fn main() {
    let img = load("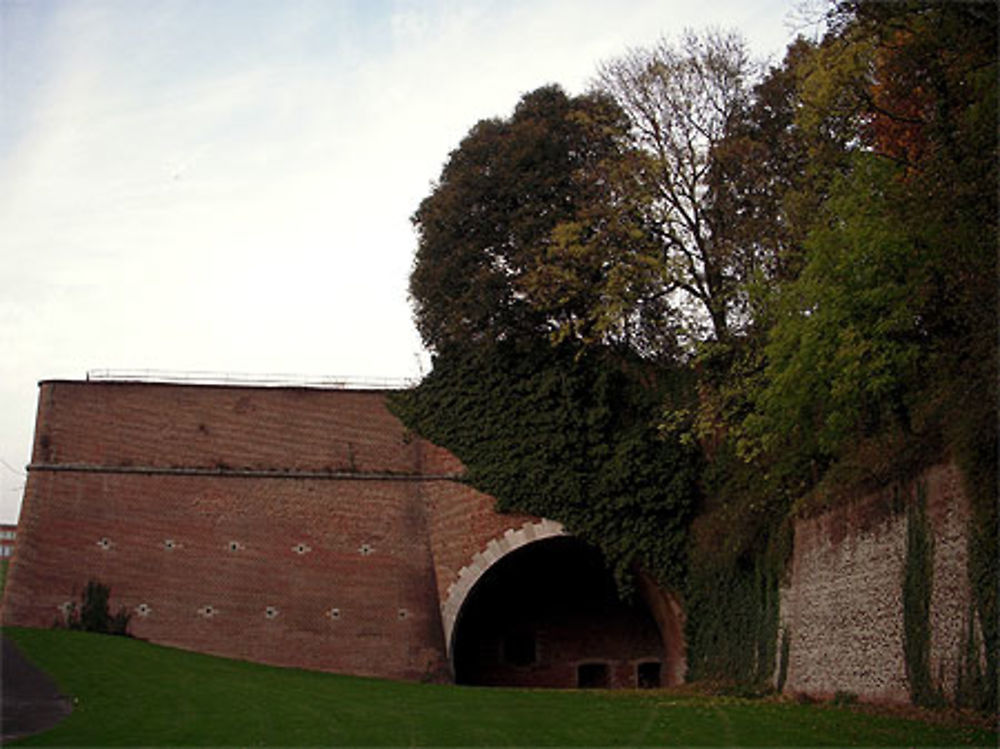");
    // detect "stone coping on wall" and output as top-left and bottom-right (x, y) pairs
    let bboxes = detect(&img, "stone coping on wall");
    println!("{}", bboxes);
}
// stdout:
(27, 463), (462, 481)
